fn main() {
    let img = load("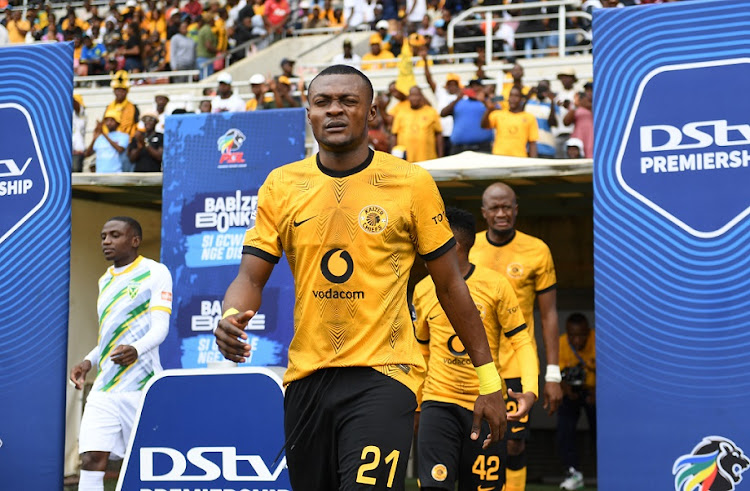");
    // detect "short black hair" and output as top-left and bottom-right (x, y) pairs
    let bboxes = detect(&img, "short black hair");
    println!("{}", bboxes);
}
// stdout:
(108, 216), (142, 238)
(566, 312), (589, 328)
(309, 64), (374, 105)
(446, 207), (476, 249)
